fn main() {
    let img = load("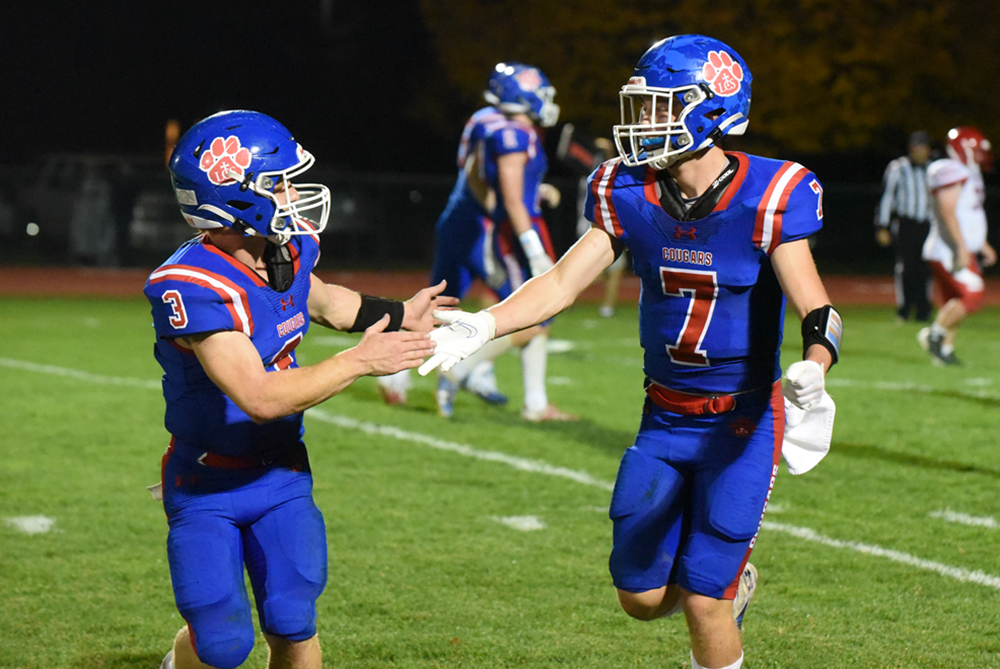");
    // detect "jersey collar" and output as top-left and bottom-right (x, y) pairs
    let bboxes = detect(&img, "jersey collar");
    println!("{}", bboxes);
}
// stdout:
(644, 151), (749, 221)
